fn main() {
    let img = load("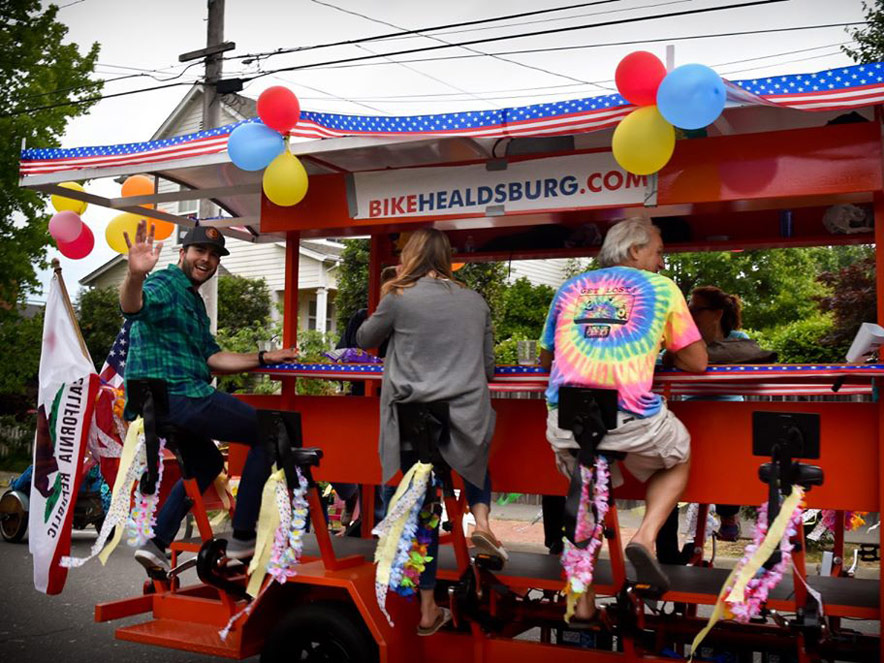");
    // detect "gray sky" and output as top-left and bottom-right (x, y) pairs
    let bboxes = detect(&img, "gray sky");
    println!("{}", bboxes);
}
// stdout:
(33, 0), (867, 299)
